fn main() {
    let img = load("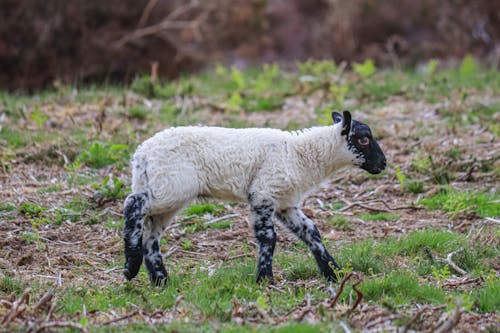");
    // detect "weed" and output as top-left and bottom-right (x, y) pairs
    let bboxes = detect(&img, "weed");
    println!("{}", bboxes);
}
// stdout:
(394, 166), (425, 194)
(361, 270), (446, 305)
(476, 281), (500, 313)
(360, 213), (400, 221)
(18, 202), (45, 217)
(353, 59), (376, 78)
(327, 215), (353, 231)
(75, 142), (130, 169)
(128, 106), (148, 120)
(419, 188), (499, 218)
(93, 176), (127, 204)
(0, 203), (15, 211)
(184, 203), (225, 216)
(30, 106), (49, 129)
